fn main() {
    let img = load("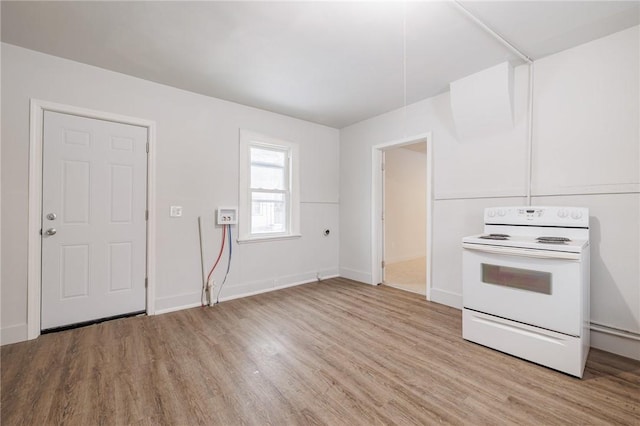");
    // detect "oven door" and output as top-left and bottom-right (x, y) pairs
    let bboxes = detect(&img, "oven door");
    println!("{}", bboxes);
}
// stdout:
(462, 243), (583, 336)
